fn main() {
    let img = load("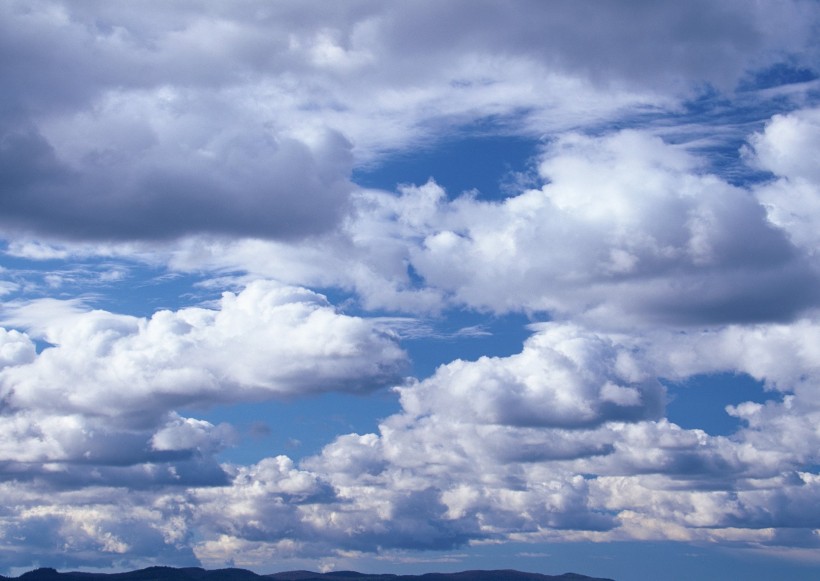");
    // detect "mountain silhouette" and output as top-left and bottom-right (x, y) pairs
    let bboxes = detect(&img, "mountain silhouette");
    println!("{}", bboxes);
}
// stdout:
(3, 568), (614, 581)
